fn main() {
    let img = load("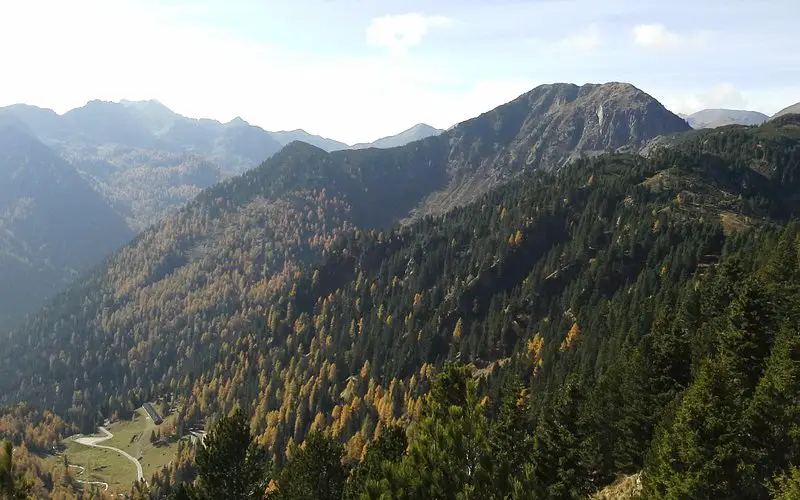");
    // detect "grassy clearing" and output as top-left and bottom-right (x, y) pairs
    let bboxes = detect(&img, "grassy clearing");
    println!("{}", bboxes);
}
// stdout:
(103, 406), (182, 480)
(45, 405), (183, 494)
(55, 439), (137, 493)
